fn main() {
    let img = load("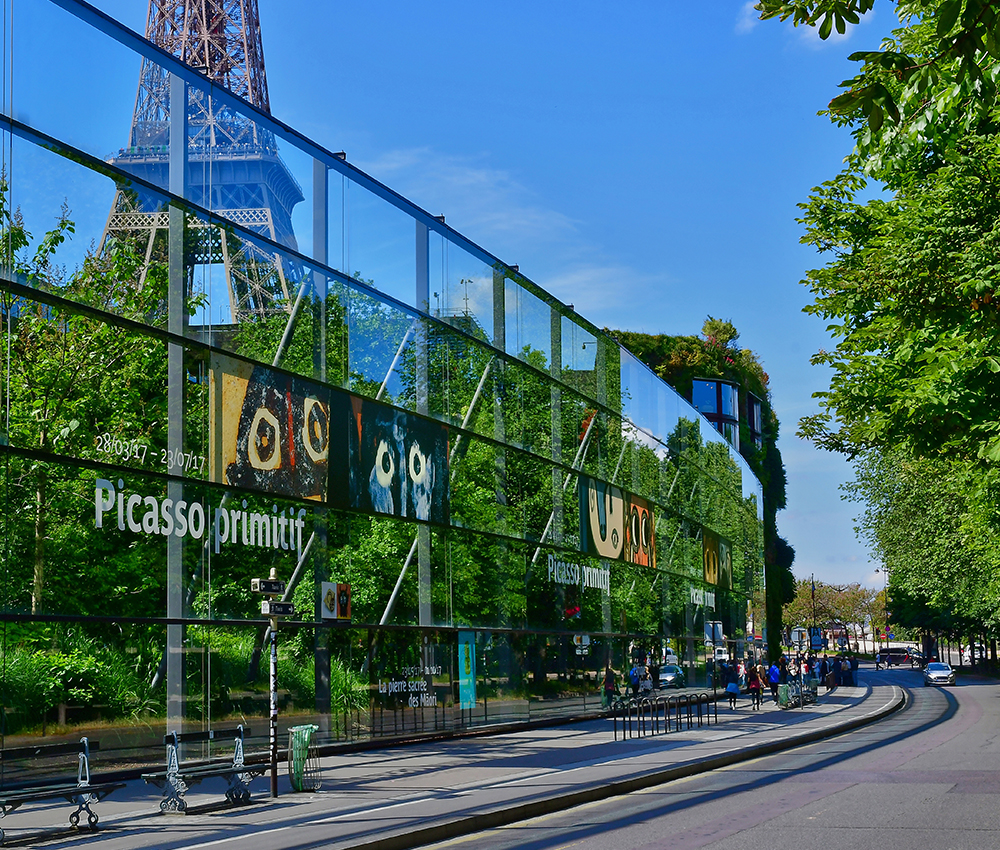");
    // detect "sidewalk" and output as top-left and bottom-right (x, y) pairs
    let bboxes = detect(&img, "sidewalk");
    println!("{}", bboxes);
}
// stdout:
(3, 679), (905, 850)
